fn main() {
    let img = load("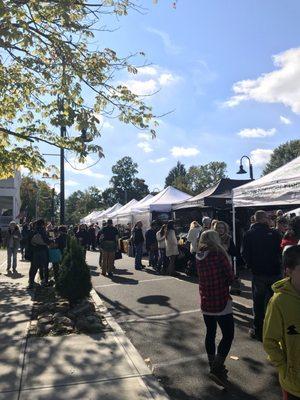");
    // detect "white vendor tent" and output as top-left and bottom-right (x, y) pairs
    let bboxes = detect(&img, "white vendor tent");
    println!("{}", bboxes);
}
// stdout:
(114, 194), (153, 226)
(131, 186), (191, 229)
(95, 203), (122, 225)
(80, 210), (99, 224)
(106, 199), (138, 224)
(232, 156), (300, 208)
